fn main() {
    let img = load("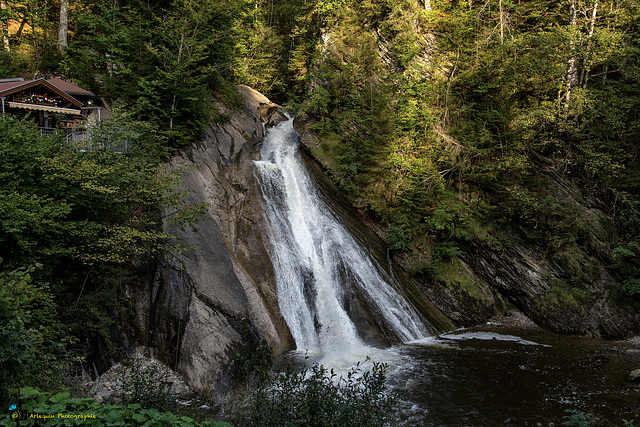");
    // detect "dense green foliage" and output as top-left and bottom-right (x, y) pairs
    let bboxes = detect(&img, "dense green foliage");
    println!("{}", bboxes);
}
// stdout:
(120, 364), (176, 412)
(0, 115), (205, 399)
(0, 263), (74, 403)
(1, 0), (253, 149)
(62, 0), (247, 148)
(0, 386), (231, 426)
(235, 361), (395, 426)
(442, 0), (640, 296)
(268, 0), (640, 303)
(0, 115), (203, 269)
